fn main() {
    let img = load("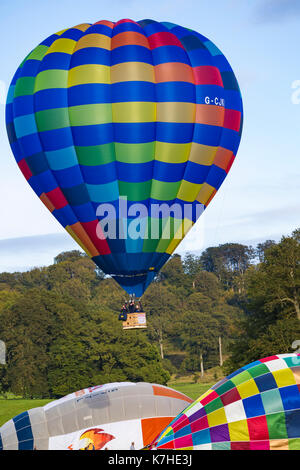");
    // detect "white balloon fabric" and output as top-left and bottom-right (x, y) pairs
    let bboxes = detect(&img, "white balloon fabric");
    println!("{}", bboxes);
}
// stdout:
(0, 382), (192, 450)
